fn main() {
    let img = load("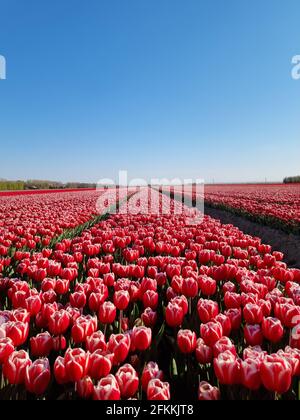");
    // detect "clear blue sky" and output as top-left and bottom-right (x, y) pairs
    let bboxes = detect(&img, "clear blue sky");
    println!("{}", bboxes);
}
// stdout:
(0, 0), (299, 184)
